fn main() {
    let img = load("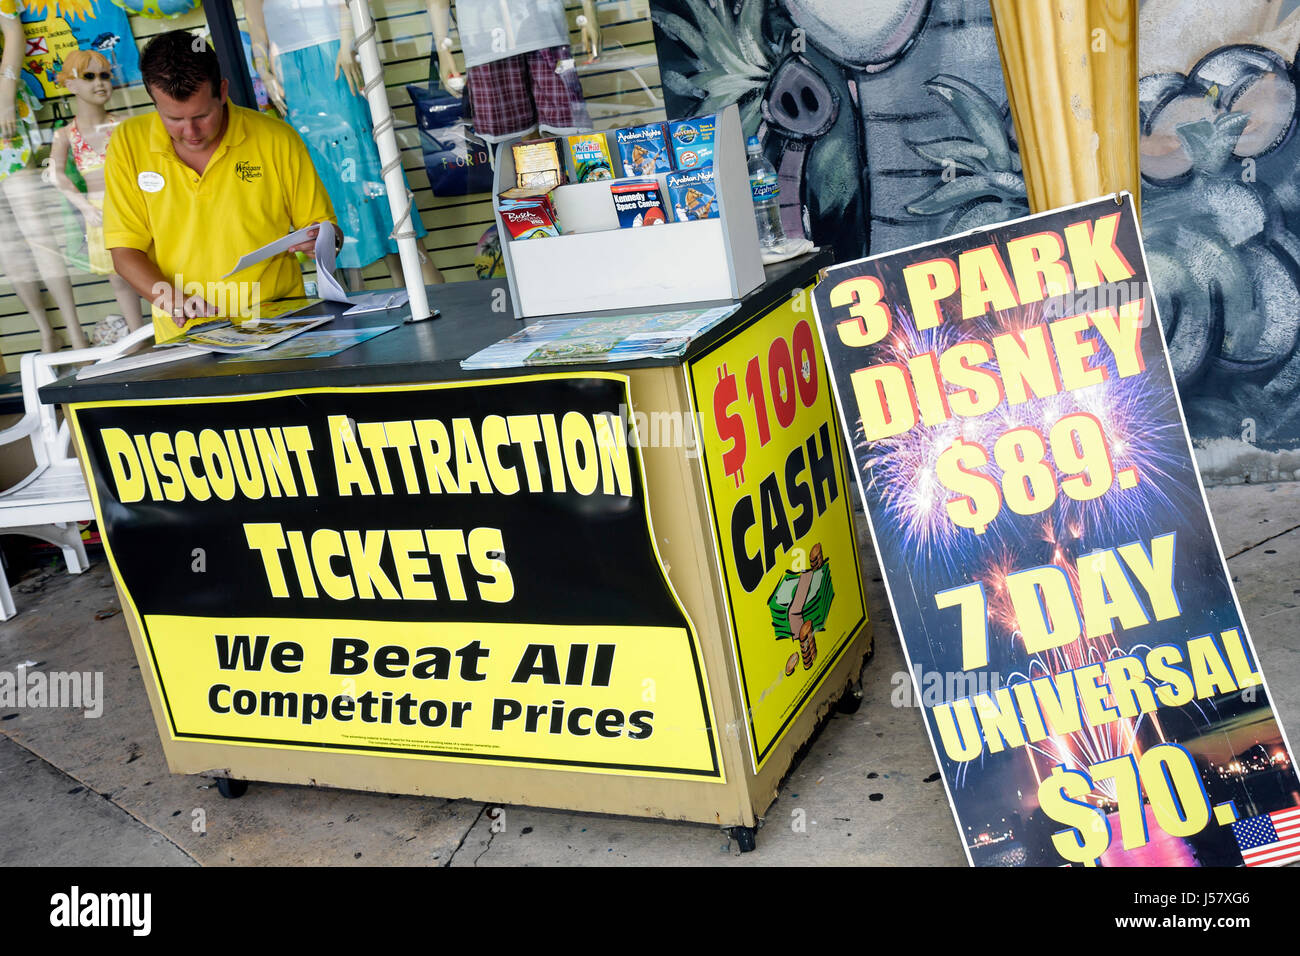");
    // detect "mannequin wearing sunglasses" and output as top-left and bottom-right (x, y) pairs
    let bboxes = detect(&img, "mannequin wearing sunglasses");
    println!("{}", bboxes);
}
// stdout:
(50, 48), (144, 334)
(0, 0), (87, 351)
